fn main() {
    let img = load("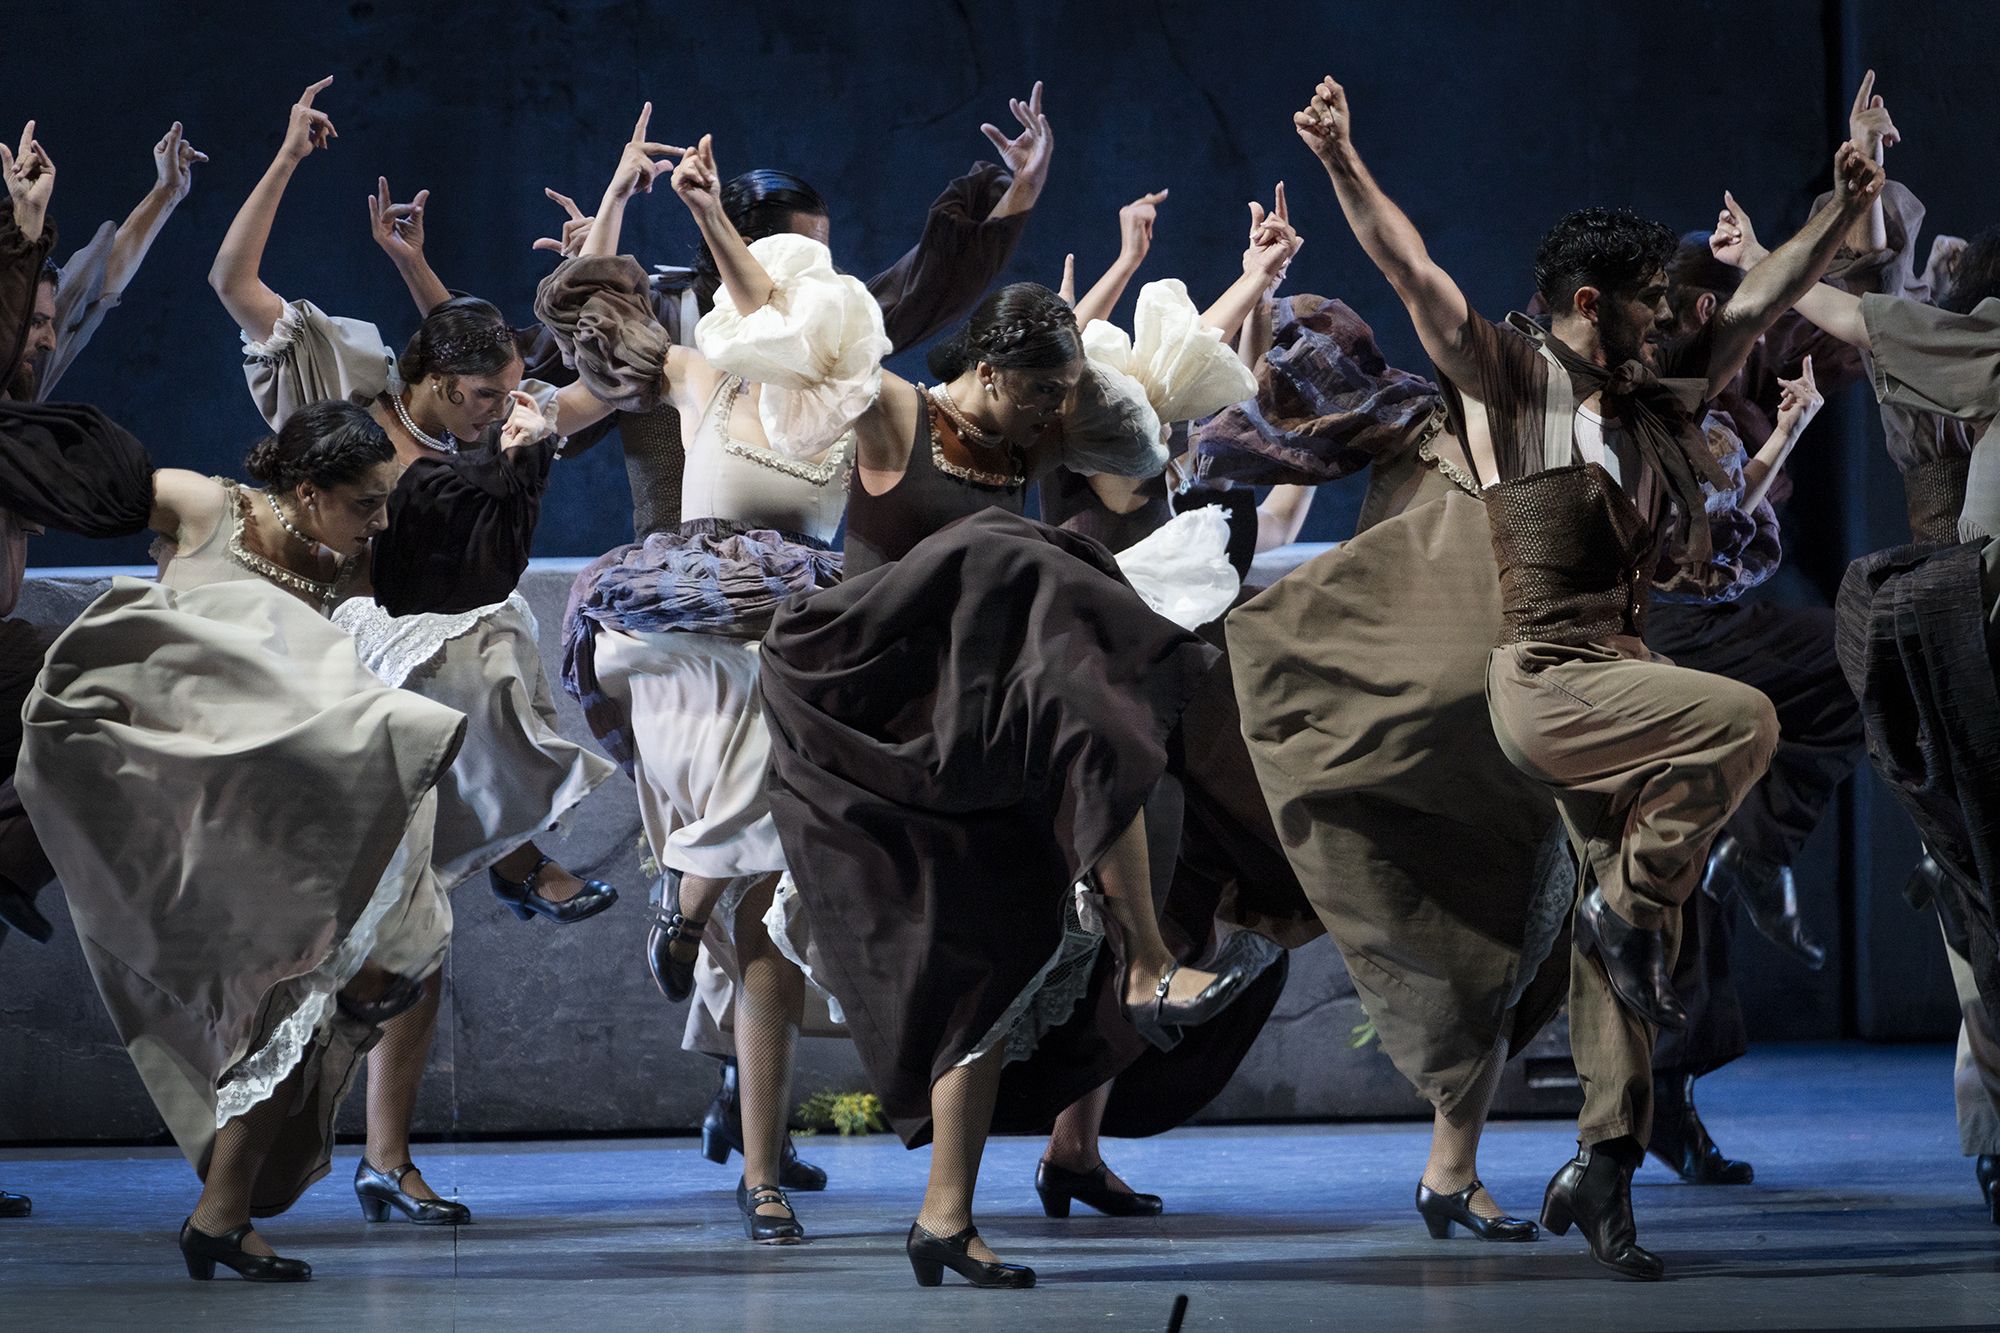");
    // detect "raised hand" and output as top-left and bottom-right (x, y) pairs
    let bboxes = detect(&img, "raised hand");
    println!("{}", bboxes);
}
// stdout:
(982, 81), (1054, 196)
(498, 390), (552, 451)
(280, 77), (337, 165)
(531, 188), (596, 257)
(1293, 76), (1353, 163)
(1830, 140), (1886, 213)
(608, 102), (682, 201)
(1243, 182), (1302, 288)
(1848, 69), (1900, 161)
(0, 120), (55, 241)
(1709, 190), (1767, 271)
(1058, 252), (1077, 306)
(670, 133), (721, 222)
(369, 176), (430, 265)
(1118, 188), (1169, 265)
(1775, 354), (1824, 434)
(153, 121), (208, 201)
